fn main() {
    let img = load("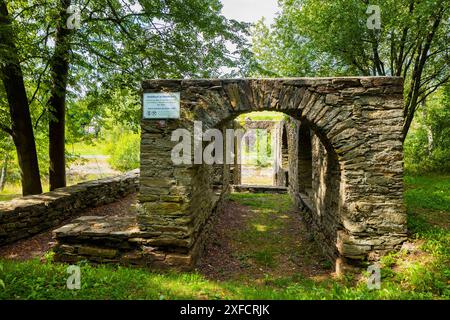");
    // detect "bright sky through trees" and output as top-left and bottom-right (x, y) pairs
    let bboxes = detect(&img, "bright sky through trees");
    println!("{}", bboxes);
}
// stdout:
(221, 0), (278, 25)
